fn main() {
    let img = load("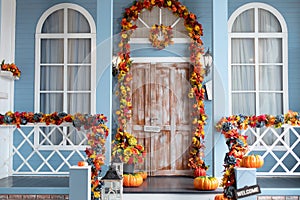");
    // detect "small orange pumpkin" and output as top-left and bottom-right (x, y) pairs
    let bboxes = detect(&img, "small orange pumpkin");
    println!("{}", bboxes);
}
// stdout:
(77, 161), (87, 167)
(214, 194), (229, 200)
(194, 176), (219, 191)
(137, 171), (147, 180)
(123, 173), (143, 187)
(241, 154), (264, 168)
